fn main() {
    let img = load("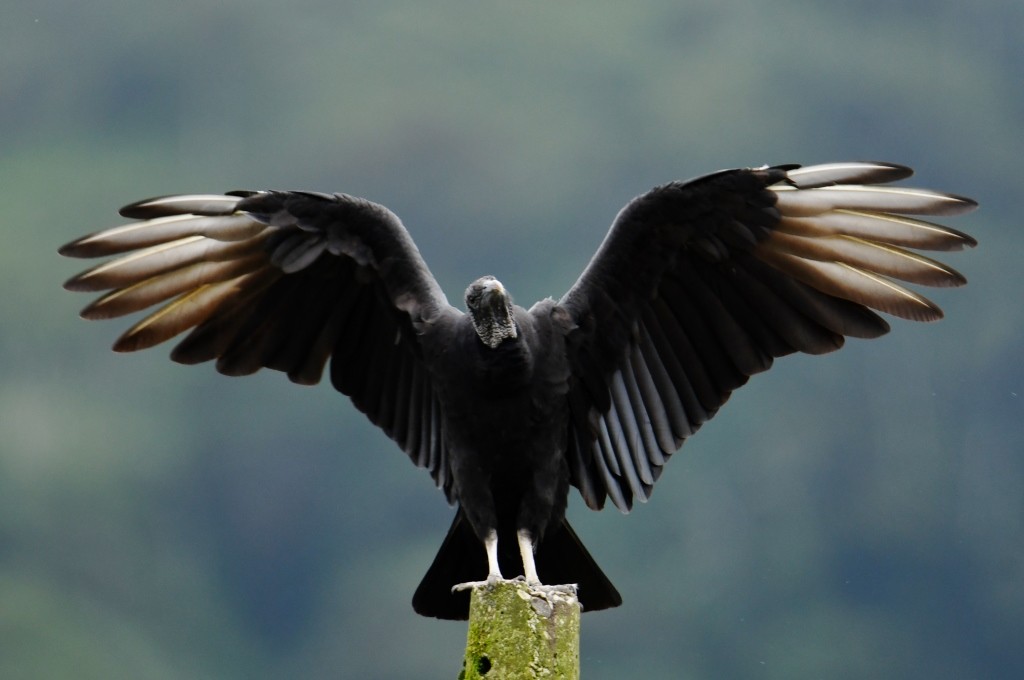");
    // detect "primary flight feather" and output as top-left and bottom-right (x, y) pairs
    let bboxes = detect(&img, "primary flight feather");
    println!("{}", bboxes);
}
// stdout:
(60, 162), (976, 619)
